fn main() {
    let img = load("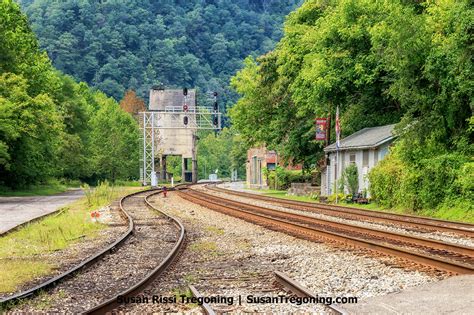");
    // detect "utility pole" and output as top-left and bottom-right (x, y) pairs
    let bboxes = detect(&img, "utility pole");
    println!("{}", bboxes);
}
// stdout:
(335, 106), (340, 204)
(274, 152), (278, 191)
(192, 131), (197, 183)
(326, 113), (331, 196)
